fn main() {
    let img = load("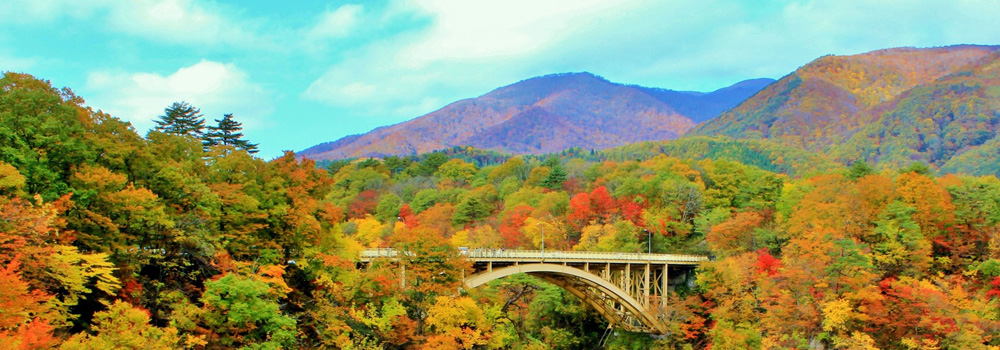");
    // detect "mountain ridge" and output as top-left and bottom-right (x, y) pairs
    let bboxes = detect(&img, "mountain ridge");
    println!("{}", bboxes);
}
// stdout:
(299, 73), (773, 160)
